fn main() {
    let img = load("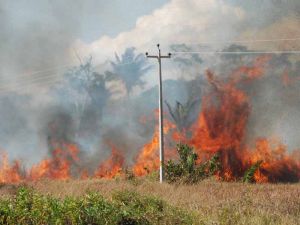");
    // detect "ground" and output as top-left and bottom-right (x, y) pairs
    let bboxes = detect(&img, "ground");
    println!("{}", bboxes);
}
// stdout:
(0, 178), (299, 225)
